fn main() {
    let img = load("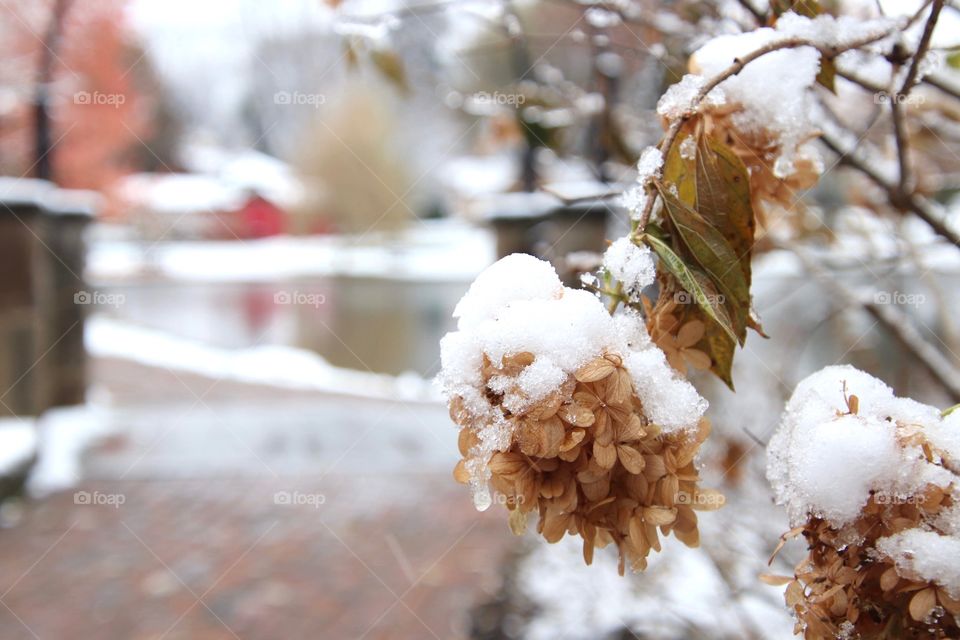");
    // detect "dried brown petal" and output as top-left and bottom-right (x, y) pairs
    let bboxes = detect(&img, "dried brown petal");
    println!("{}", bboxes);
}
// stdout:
(879, 566), (900, 592)
(759, 574), (794, 587)
(559, 428), (586, 453)
(643, 506), (677, 526)
(593, 441), (618, 470)
(558, 403), (595, 427)
(617, 445), (645, 474)
(605, 369), (633, 406)
(618, 415), (646, 443)
(575, 357), (616, 382)
(453, 459), (470, 484)
(676, 320), (705, 347)
(909, 587), (937, 622)
(940, 589), (960, 615)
